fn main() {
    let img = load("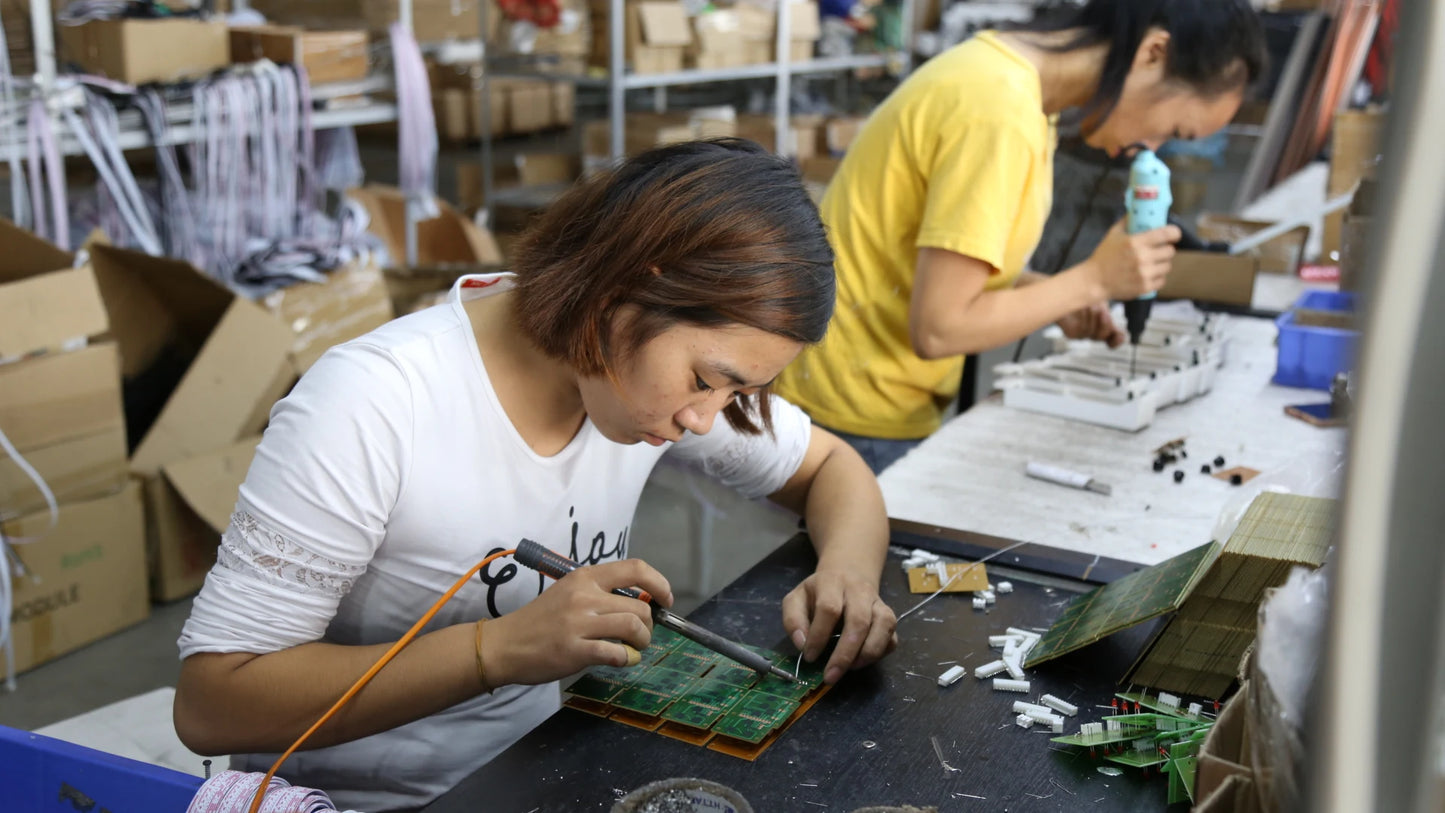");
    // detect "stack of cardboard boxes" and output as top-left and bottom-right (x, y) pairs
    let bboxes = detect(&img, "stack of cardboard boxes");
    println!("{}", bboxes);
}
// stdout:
(430, 60), (577, 142)
(1, 223), (146, 676)
(591, 0), (820, 73)
(0, 216), (399, 678)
